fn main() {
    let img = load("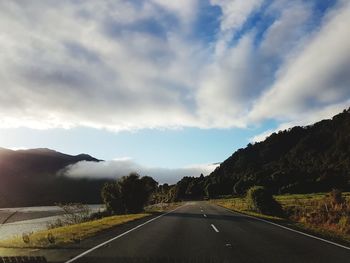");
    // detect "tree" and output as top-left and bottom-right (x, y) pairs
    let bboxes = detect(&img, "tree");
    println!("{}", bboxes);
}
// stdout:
(205, 183), (218, 198)
(101, 182), (124, 214)
(102, 173), (158, 214)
